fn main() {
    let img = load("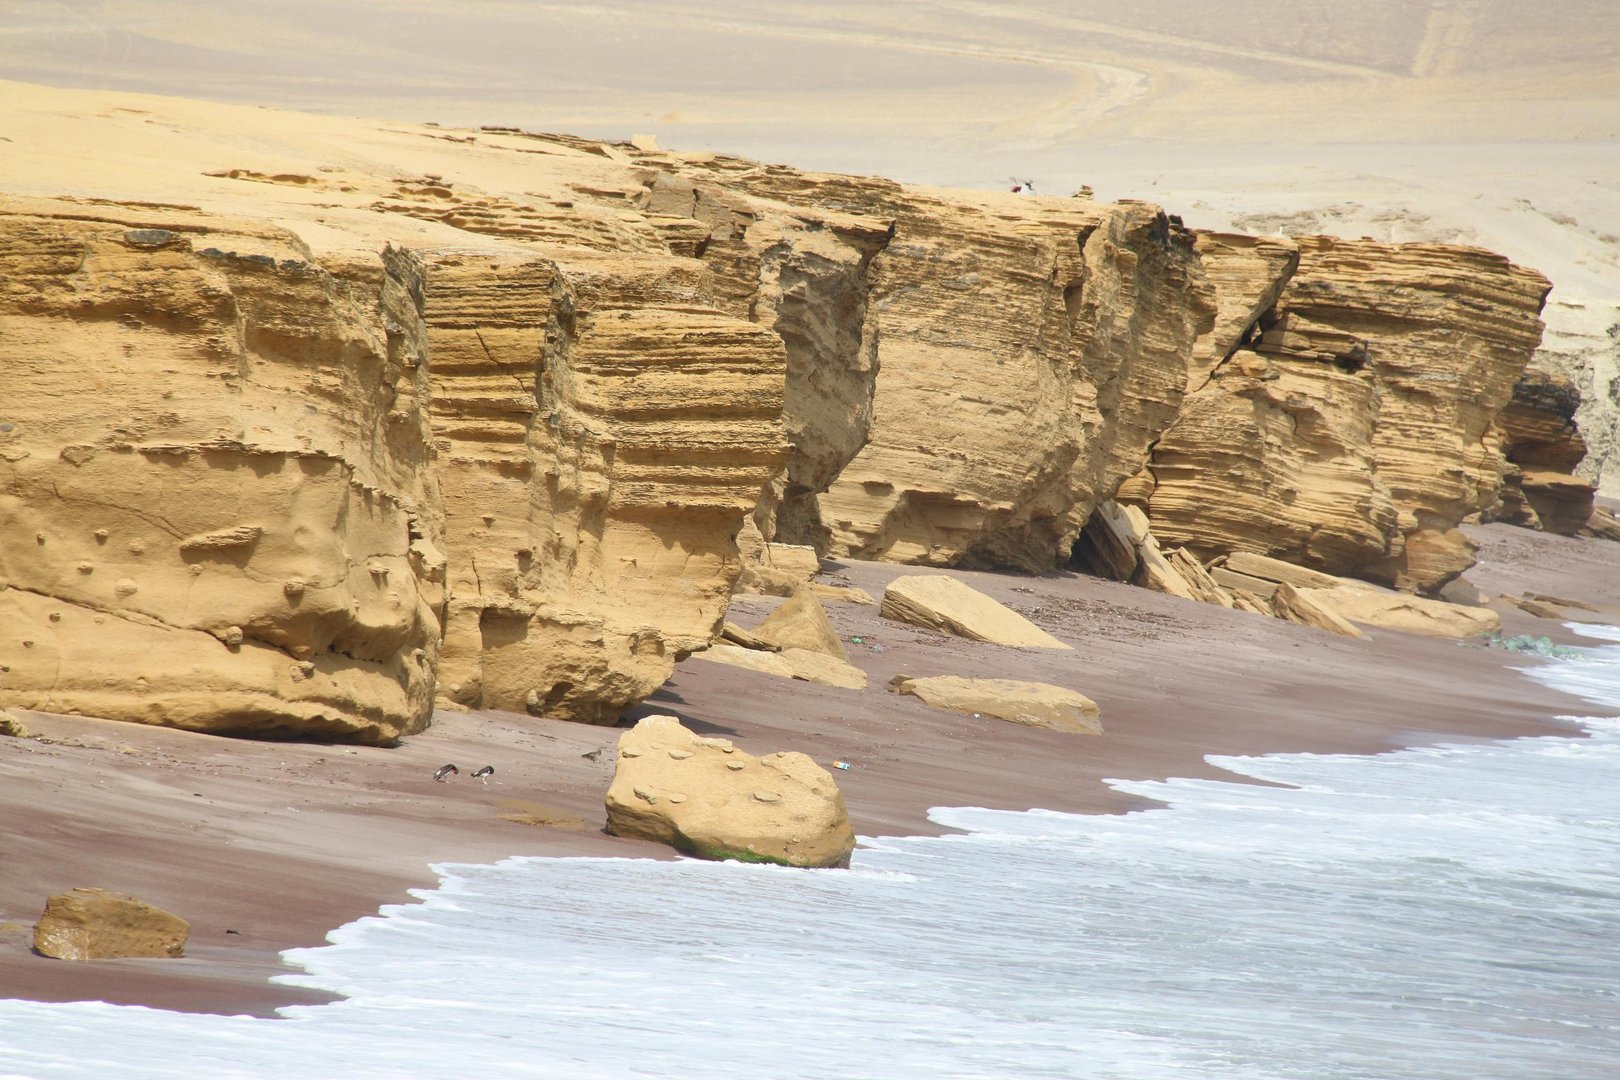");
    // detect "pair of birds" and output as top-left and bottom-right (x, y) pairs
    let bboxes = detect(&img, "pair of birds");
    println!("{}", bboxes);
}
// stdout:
(434, 764), (493, 782)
